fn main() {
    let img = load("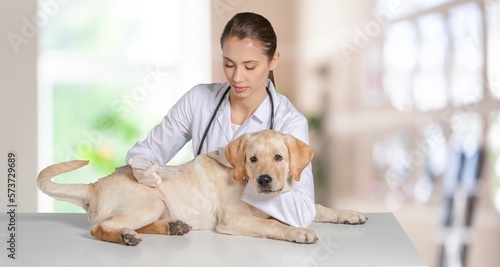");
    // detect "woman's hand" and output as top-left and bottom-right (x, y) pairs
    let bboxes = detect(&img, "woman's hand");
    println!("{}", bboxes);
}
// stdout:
(128, 157), (162, 187)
